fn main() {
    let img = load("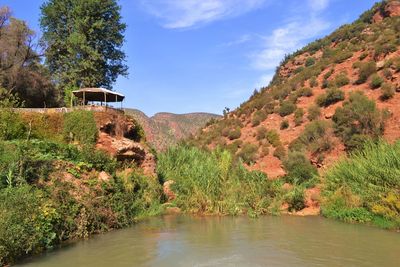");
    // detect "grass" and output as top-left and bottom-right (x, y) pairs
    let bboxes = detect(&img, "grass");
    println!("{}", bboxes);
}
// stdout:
(322, 140), (400, 229)
(157, 145), (283, 216)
